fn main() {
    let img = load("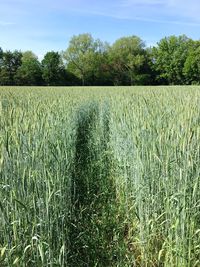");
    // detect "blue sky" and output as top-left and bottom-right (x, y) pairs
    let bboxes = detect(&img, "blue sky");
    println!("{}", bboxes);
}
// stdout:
(1, 0), (200, 59)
